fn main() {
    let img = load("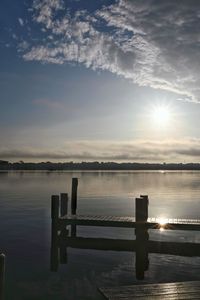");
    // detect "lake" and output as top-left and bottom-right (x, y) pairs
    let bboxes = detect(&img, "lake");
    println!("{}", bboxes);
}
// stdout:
(0, 170), (200, 299)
